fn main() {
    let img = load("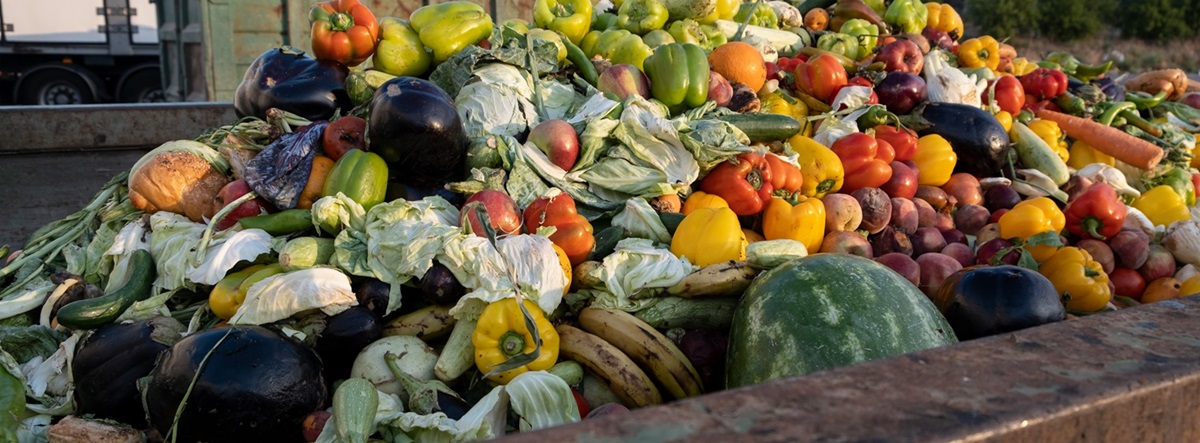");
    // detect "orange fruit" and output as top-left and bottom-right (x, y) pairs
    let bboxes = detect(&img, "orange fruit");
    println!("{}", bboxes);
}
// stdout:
(708, 42), (767, 93)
